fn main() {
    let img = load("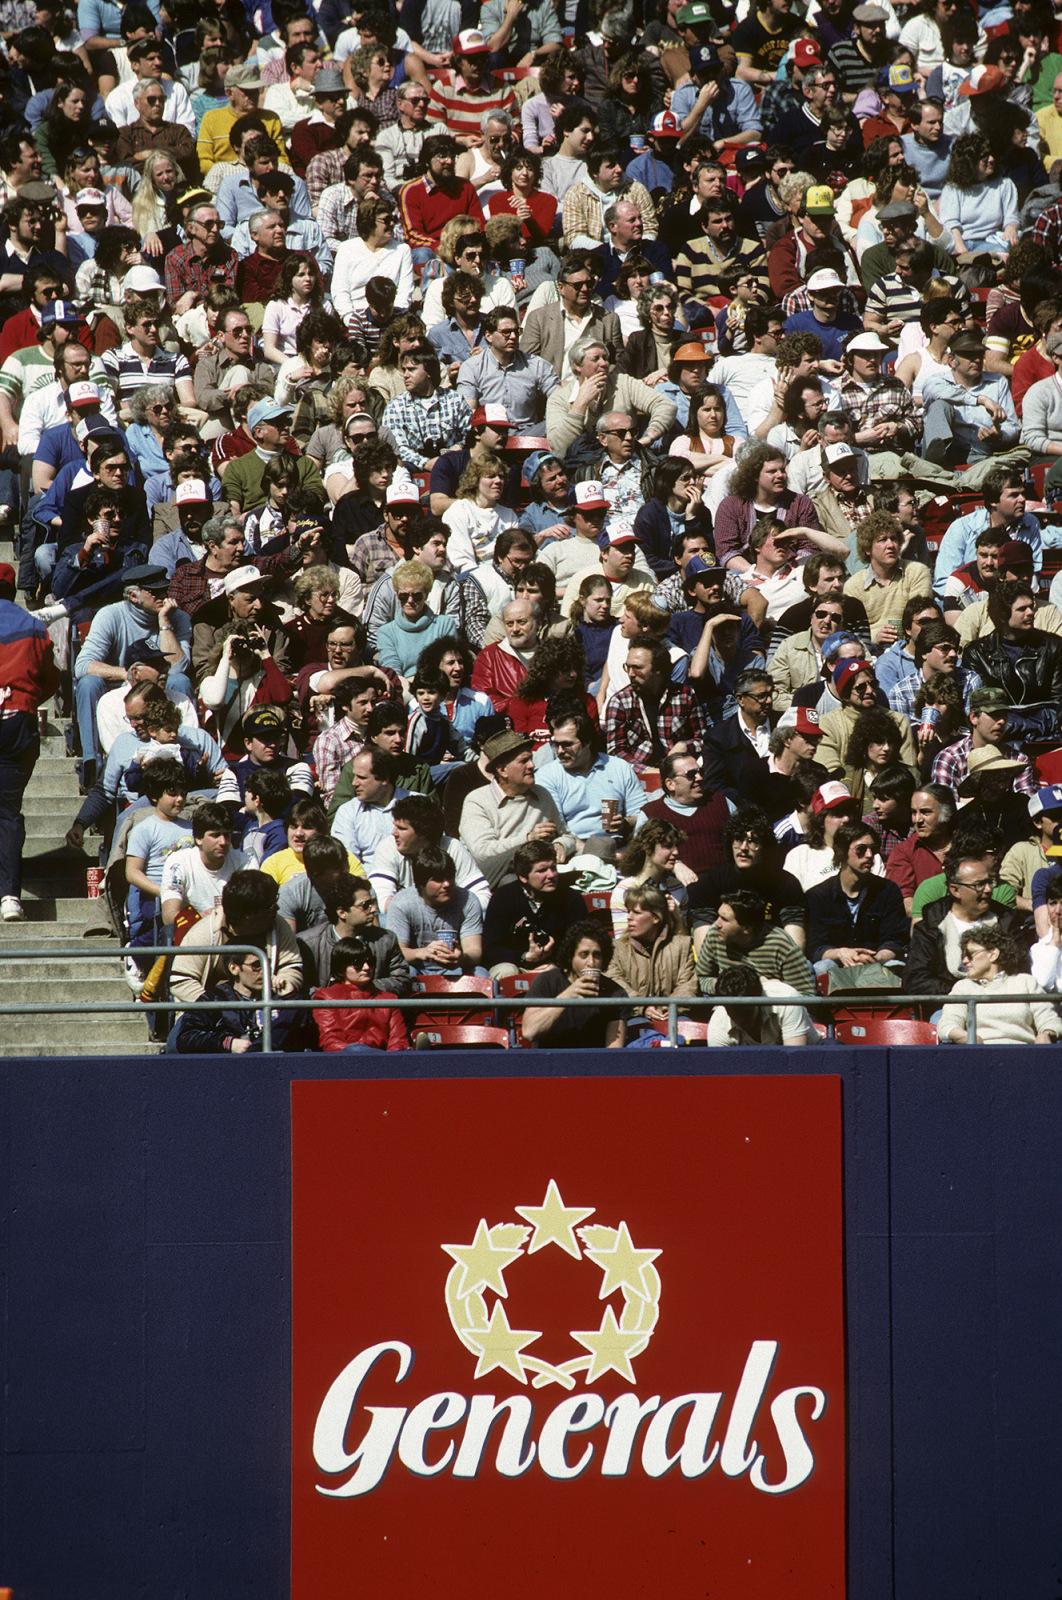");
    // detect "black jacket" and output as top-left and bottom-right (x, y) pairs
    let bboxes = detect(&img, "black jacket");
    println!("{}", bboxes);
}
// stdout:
(482, 879), (589, 971)
(902, 897), (1030, 997)
(806, 873), (909, 966)
(701, 713), (796, 811)
(962, 629), (1062, 730)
